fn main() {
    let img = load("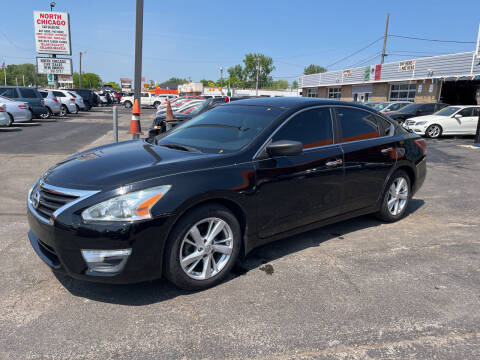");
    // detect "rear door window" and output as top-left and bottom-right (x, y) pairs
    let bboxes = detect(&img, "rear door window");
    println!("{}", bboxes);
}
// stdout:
(419, 104), (435, 113)
(335, 107), (379, 142)
(272, 108), (333, 149)
(19, 88), (39, 98)
(376, 116), (393, 136)
(0, 87), (18, 98)
(458, 107), (475, 117)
